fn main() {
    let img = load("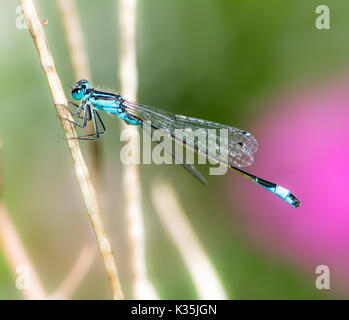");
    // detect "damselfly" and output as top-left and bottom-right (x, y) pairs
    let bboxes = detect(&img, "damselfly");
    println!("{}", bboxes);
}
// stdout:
(62, 79), (300, 208)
